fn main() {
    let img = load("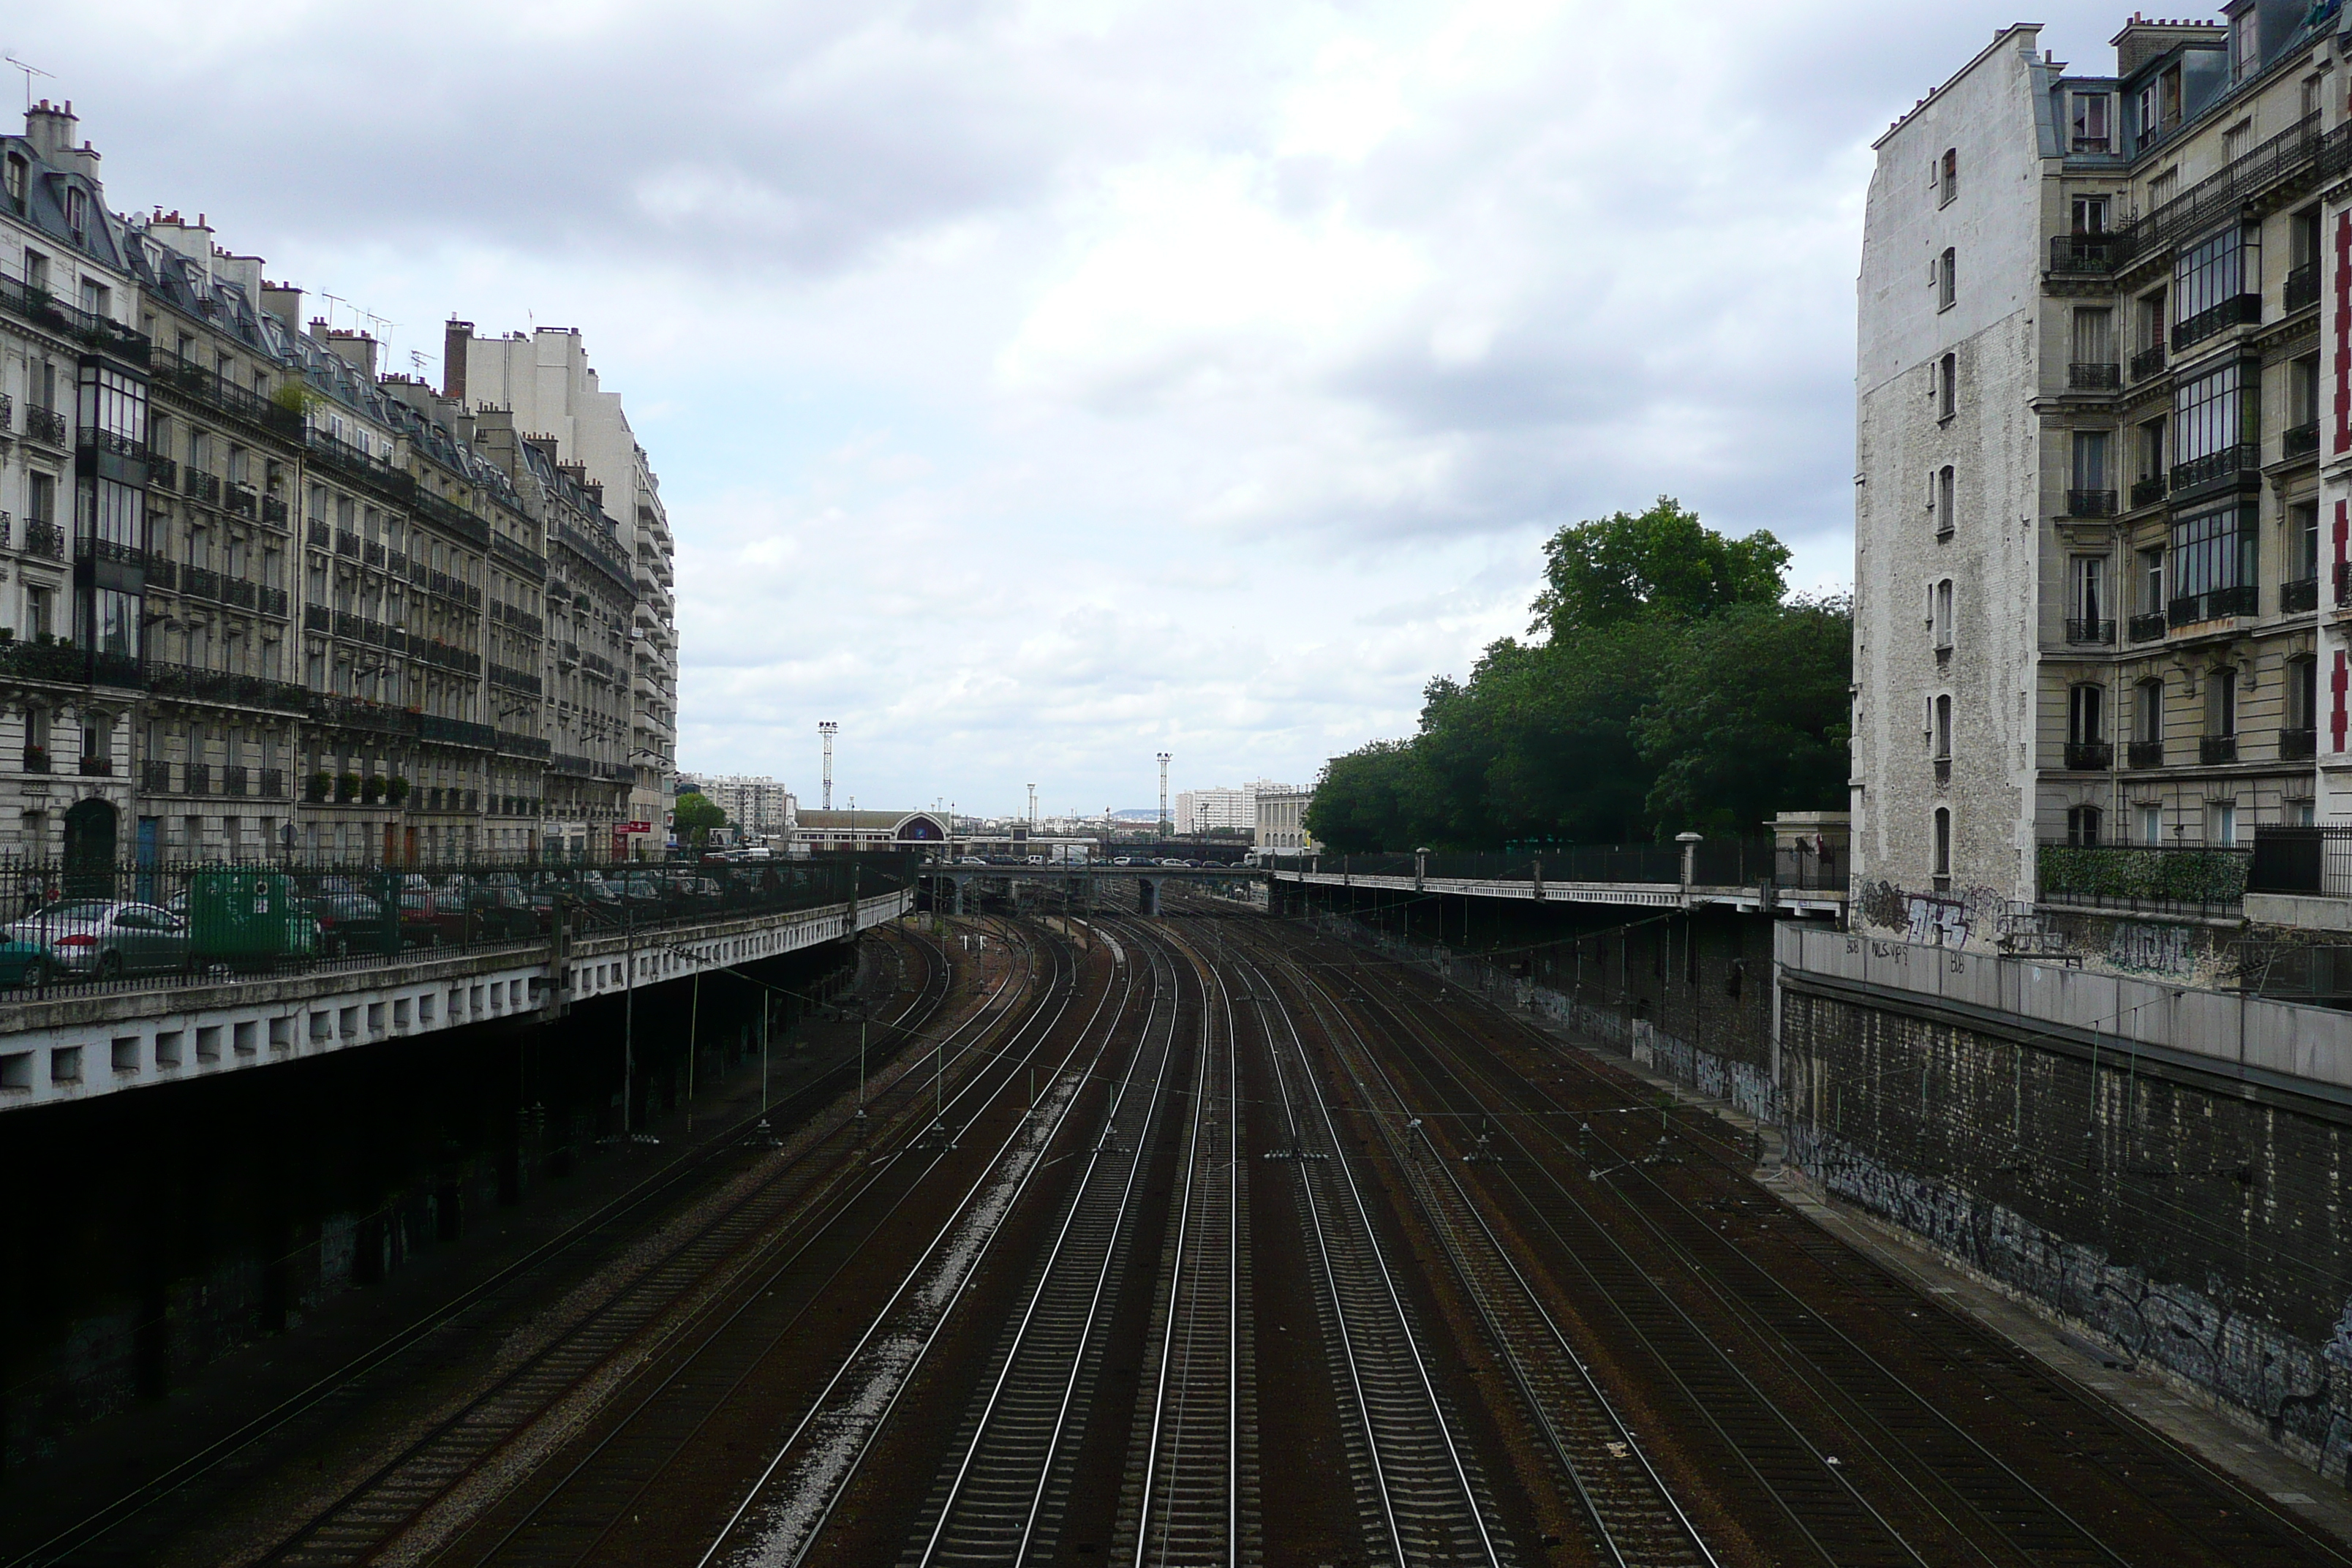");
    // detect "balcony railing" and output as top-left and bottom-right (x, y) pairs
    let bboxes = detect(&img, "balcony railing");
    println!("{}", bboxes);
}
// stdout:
(2051, 234), (2127, 272)
(411, 488), (491, 549)
(2283, 577), (2321, 614)
(146, 559), (176, 591)
(2174, 293), (2263, 351)
(2201, 735), (2239, 764)
(225, 483), (258, 519)
(0, 393), (10, 431)
(2129, 344), (2167, 382)
(2283, 727), (2318, 761)
(334, 529), (360, 559)
(185, 763), (209, 796)
(222, 765), (249, 798)
(2064, 617), (2115, 645)
(2065, 489), (2117, 518)
(306, 519), (330, 549)
(139, 759), (170, 792)
(145, 454), (177, 490)
(2127, 739), (2165, 768)
(2064, 742), (2113, 771)
(2068, 361), (2120, 391)
(24, 521), (64, 559)
(182, 468), (220, 505)
(2287, 262), (2321, 312)
(148, 355), (302, 438)
(259, 767), (284, 799)
(2129, 474), (2167, 509)
(24, 406), (66, 446)
(145, 660), (309, 712)
(2127, 611), (2167, 642)
(0, 274), (151, 363)
(2168, 585), (2259, 626)
(78, 755), (112, 777)
(2340, 560), (2352, 608)
(20, 747), (48, 774)
(79, 537), (146, 571)
(2284, 421), (2321, 461)
(261, 494), (289, 526)
(2172, 444), (2262, 499)
(78, 428), (147, 467)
